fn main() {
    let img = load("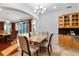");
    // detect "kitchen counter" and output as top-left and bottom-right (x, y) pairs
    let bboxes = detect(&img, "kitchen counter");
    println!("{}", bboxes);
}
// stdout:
(59, 34), (79, 48)
(71, 35), (79, 42)
(62, 35), (79, 42)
